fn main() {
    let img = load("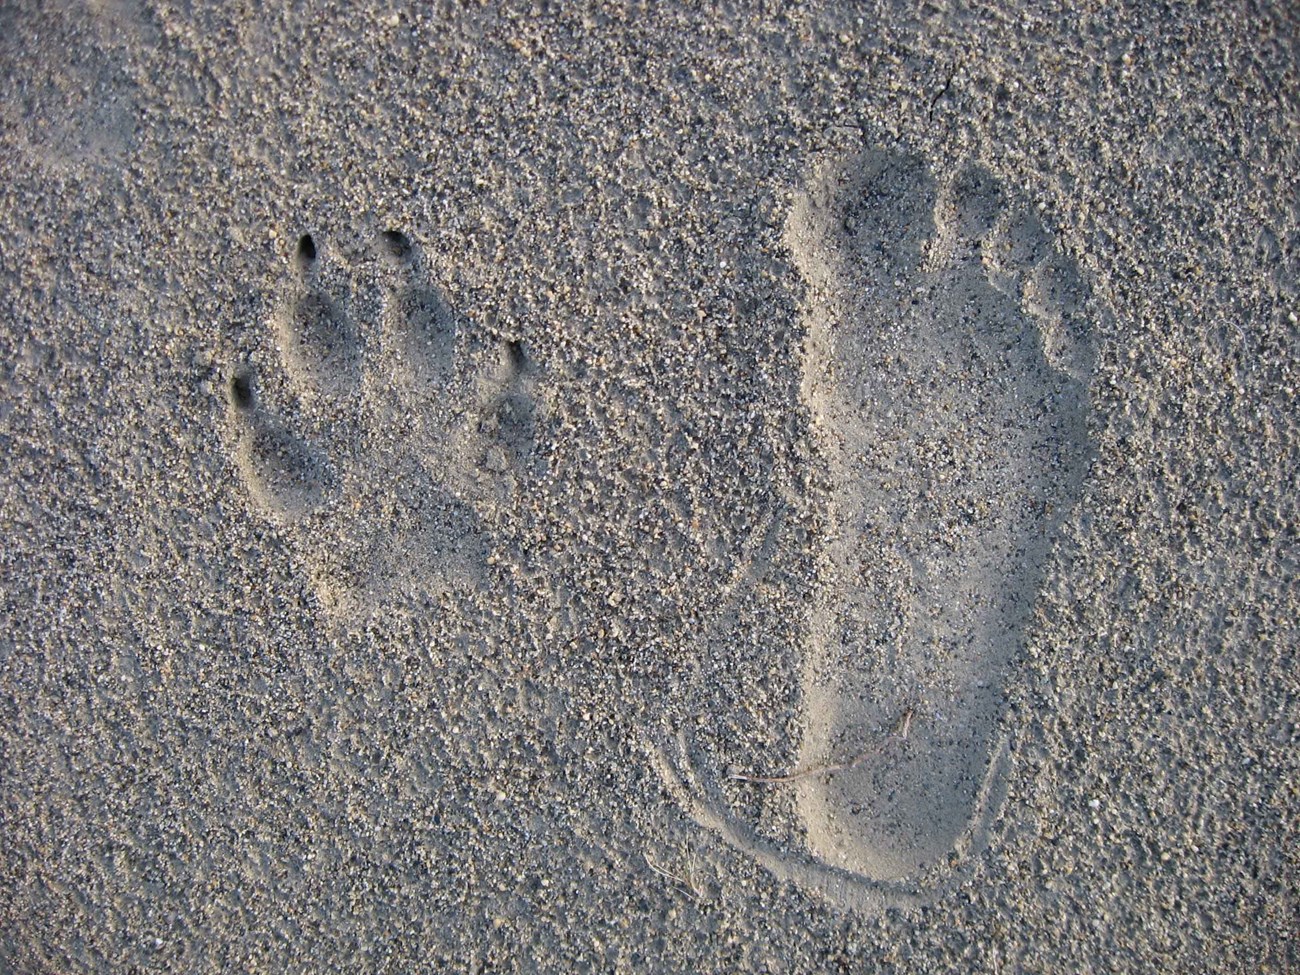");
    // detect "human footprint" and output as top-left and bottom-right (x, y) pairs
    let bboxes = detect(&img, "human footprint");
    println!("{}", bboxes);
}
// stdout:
(652, 146), (1094, 909)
